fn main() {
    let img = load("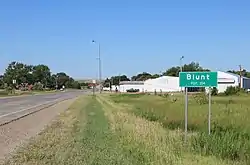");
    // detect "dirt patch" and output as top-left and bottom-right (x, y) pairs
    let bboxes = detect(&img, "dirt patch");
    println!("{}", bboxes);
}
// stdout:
(0, 97), (78, 164)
